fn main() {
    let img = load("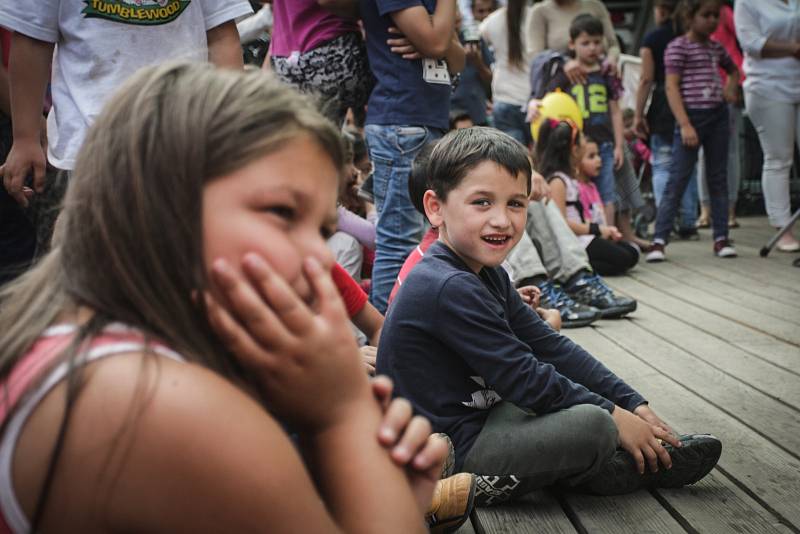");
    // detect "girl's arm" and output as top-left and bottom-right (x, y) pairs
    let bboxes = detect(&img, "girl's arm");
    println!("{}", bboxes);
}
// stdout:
(337, 206), (377, 249)
(633, 47), (655, 137)
(352, 300), (384, 347)
(549, 178), (589, 236)
(609, 99), (625, 169)
(665, 73), (698, 147)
